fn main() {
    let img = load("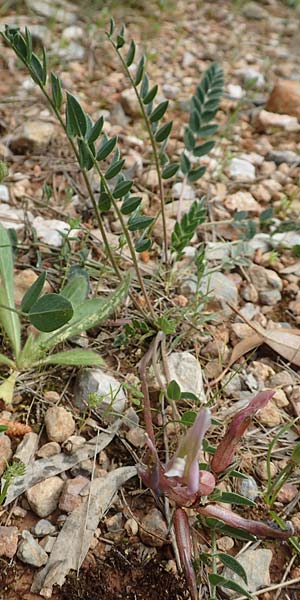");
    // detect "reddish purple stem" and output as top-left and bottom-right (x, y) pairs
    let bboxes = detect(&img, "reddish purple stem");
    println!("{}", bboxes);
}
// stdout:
(174, 508), (198, 600)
